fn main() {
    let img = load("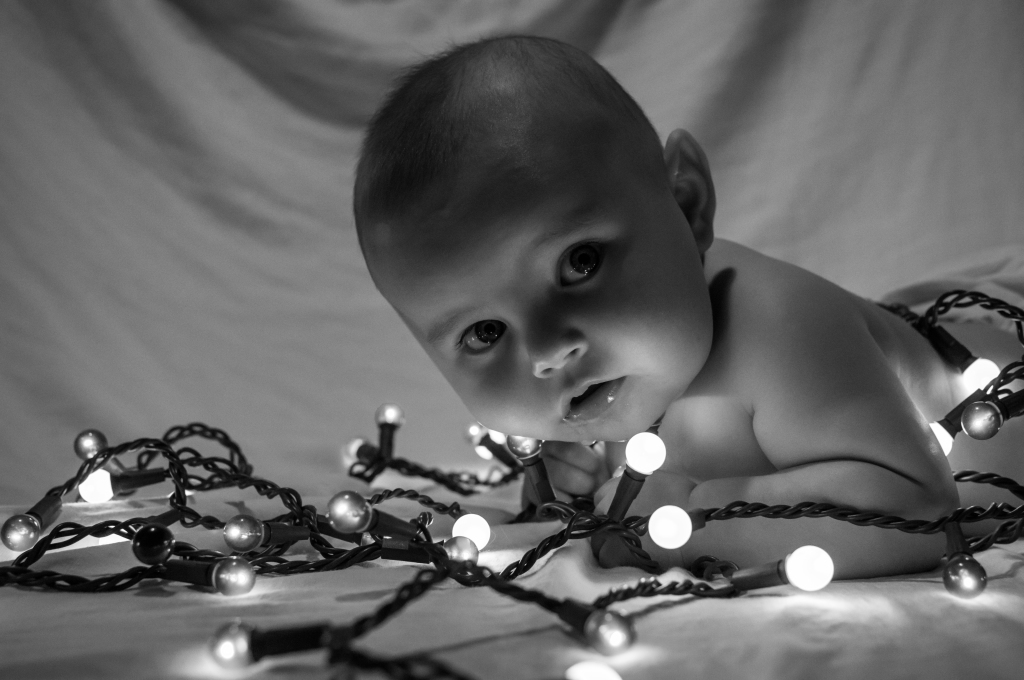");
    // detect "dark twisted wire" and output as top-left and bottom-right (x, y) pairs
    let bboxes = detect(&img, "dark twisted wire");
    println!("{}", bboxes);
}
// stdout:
(329, 647), (476, 680)
(366, 489), (465, 518)
(920, 289), (1024, 346)
(592, 576), (737, 609)
(0, 565), (162, 592)
(954, 470), (1024, 501)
